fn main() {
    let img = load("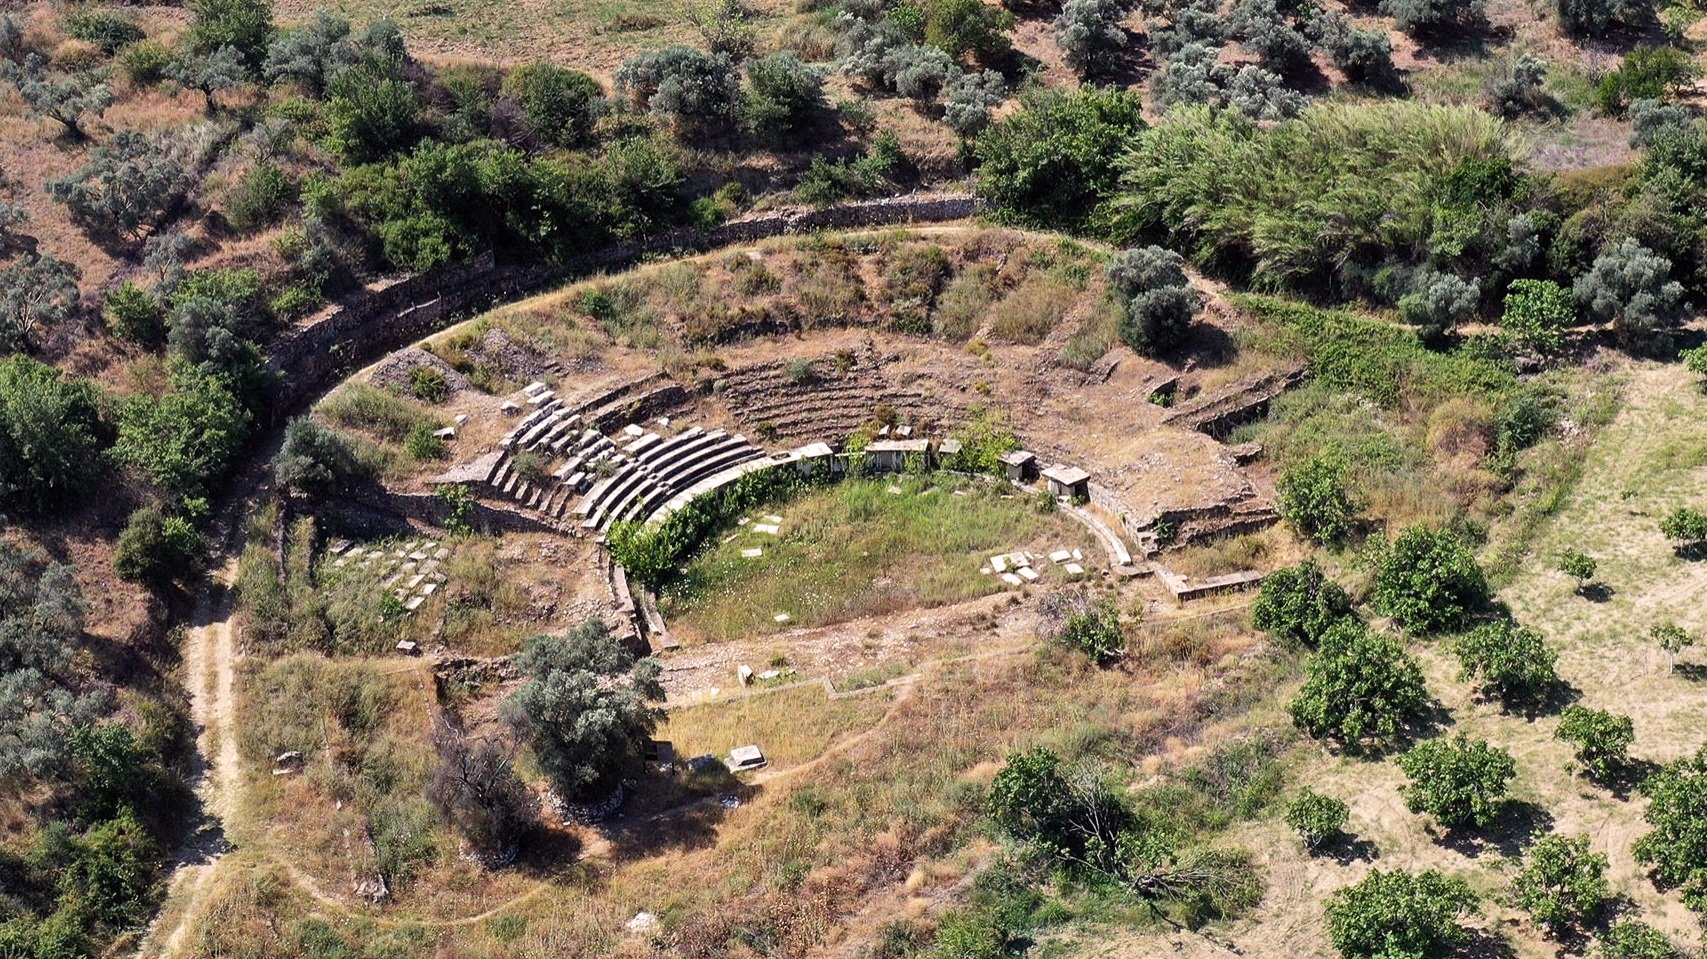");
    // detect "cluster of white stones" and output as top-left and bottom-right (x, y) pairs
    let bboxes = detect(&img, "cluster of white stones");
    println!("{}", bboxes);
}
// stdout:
(327, 537), (451, 612)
